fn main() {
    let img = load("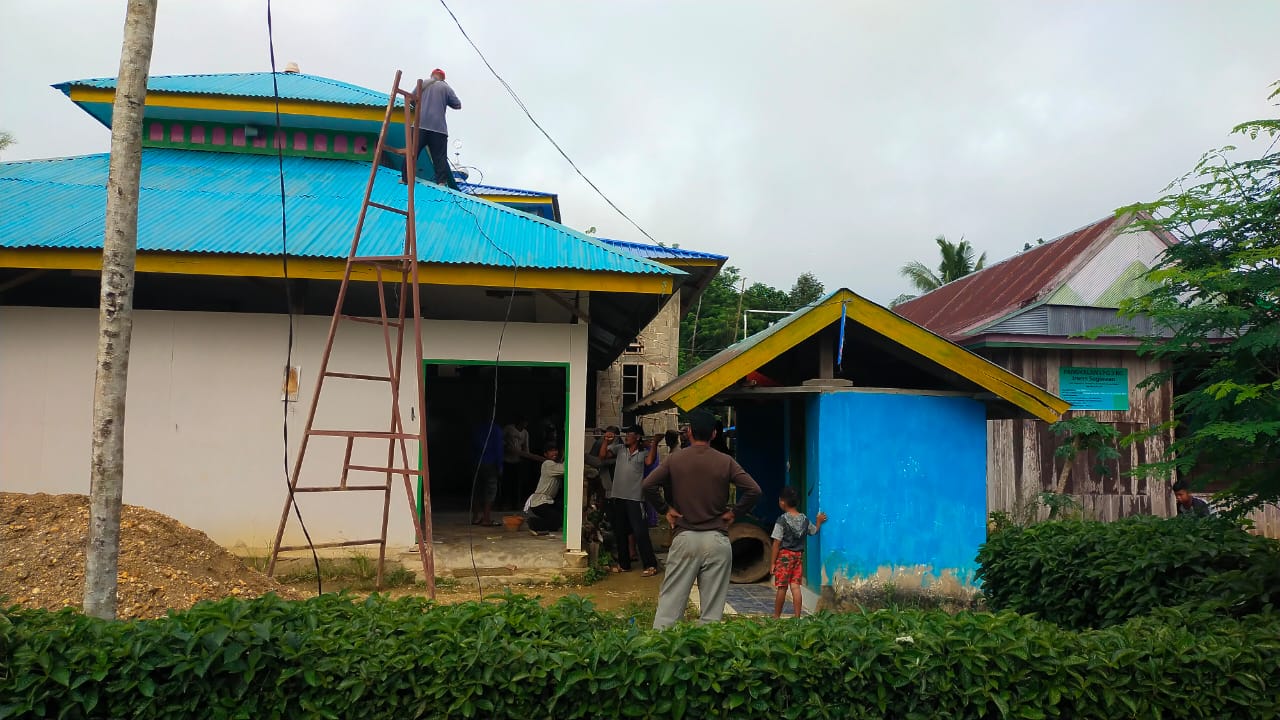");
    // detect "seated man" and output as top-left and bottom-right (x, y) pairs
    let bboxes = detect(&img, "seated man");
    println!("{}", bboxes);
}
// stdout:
(524, 446), (565, 534)
(1172, 479), (1213, 517)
